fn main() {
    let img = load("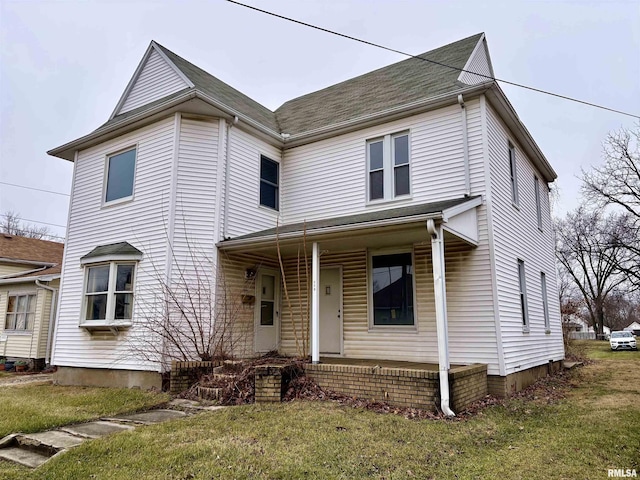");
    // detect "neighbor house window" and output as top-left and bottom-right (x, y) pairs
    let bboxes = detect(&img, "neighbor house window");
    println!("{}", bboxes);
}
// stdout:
(84, 263), (135, 324)
(259, 155), (279, 210)
(105, 148), (136, 203)
(370, 251), (414, 326)
(517, 259), (529, 330)
(5, 294), (36, 330)
(534, 175), (543, 230)
(367, 132), (410, 202)
(509, 143), (518, 206)
(541, 272), (550, 332)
